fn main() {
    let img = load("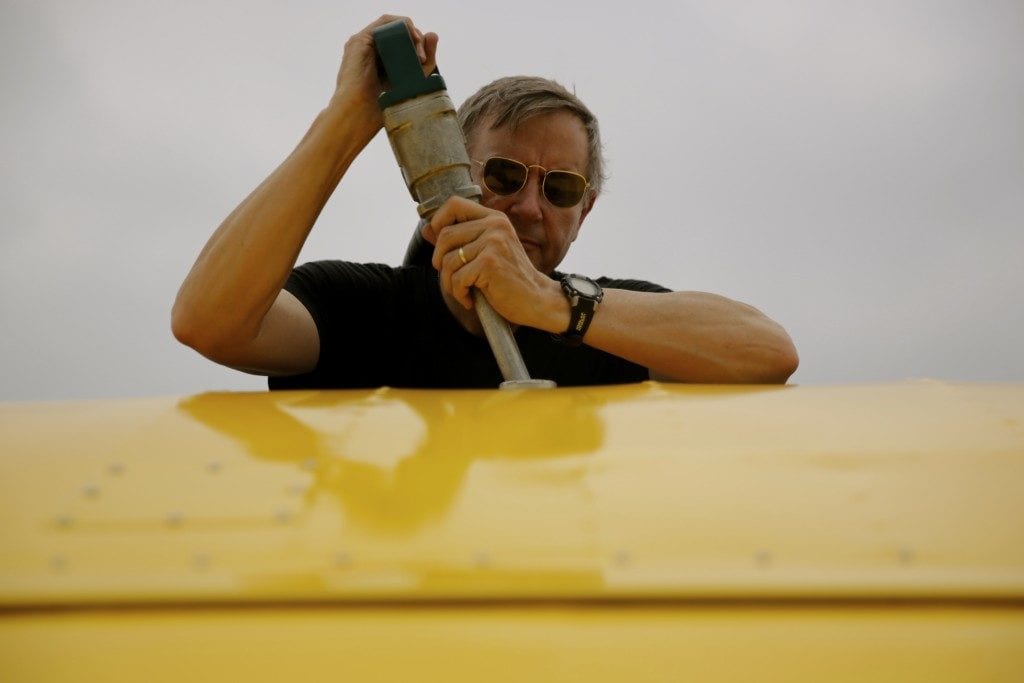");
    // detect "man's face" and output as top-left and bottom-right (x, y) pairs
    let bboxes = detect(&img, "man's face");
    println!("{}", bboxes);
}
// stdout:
(467, 111), (594, 275)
